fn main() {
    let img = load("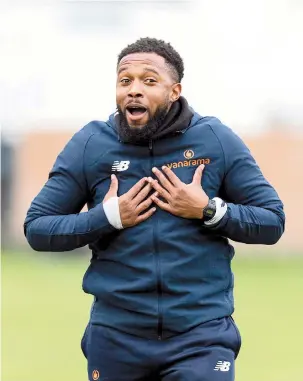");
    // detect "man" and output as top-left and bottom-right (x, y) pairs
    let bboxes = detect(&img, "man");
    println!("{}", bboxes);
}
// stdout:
(24, 37), (285, 381)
